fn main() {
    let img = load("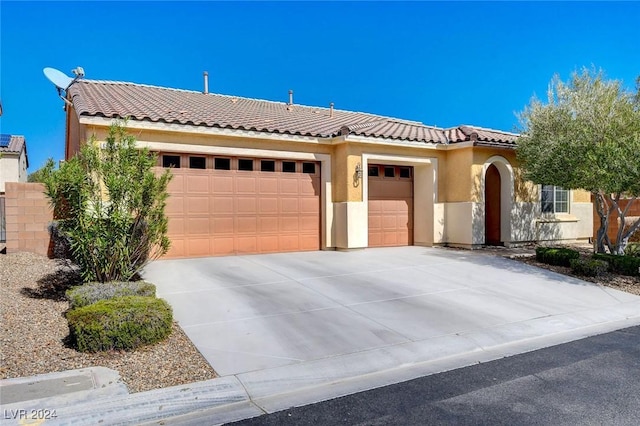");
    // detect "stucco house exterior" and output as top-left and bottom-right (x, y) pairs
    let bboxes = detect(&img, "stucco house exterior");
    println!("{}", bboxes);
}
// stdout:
(63, 79), (593, 258)
(0, 134), (29, 193)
